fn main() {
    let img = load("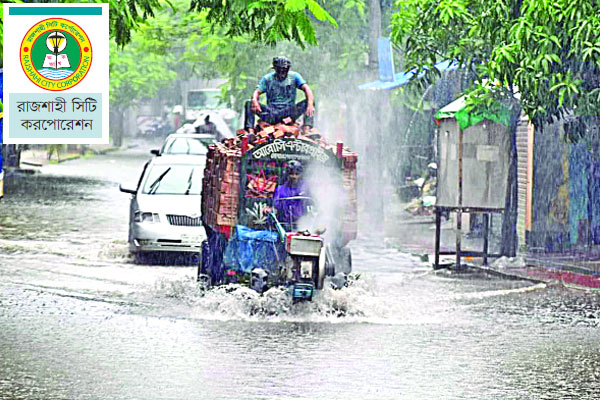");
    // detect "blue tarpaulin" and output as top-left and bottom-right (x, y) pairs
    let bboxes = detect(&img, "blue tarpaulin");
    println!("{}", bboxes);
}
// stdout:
(222, 225), (286, 274)
(359, 60), (459, 91)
